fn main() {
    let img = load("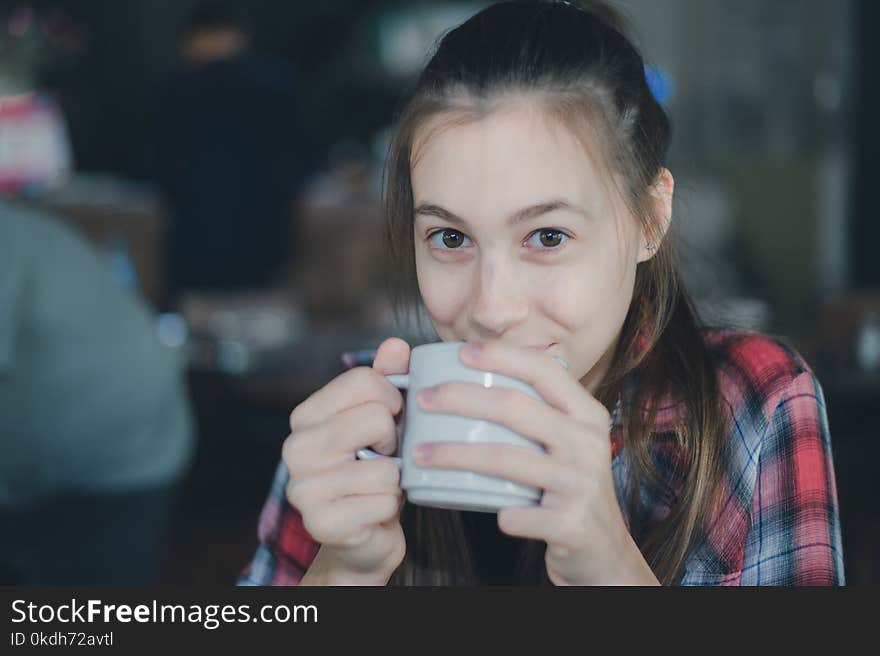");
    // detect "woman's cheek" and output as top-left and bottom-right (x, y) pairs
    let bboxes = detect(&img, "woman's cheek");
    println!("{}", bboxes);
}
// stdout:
(417, 260), (472, 333)
(536, 260), (604, 318)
